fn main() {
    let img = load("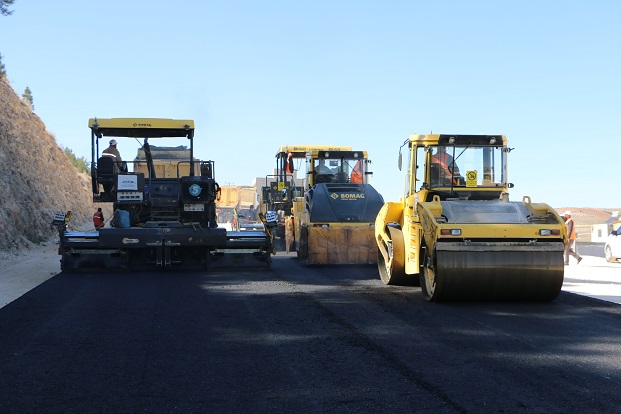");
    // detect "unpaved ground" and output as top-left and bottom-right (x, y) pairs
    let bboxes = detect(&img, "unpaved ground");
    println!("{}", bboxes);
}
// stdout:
(562, 255), (621, 304)
(0, 242), (60, 308)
